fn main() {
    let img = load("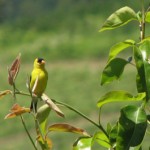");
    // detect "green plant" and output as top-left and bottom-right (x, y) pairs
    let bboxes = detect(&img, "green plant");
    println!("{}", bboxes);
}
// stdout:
(97, 0), (150, 149)
(1, 0), (150, 150)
